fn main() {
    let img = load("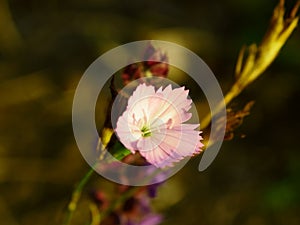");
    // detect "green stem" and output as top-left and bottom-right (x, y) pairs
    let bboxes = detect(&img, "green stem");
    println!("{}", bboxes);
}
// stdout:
(62, 167), (95, 225)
